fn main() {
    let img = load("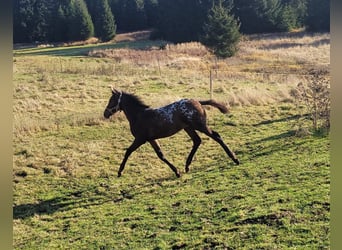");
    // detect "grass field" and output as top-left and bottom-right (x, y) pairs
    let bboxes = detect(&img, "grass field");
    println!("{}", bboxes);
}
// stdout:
(13, 31), (330, 249)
